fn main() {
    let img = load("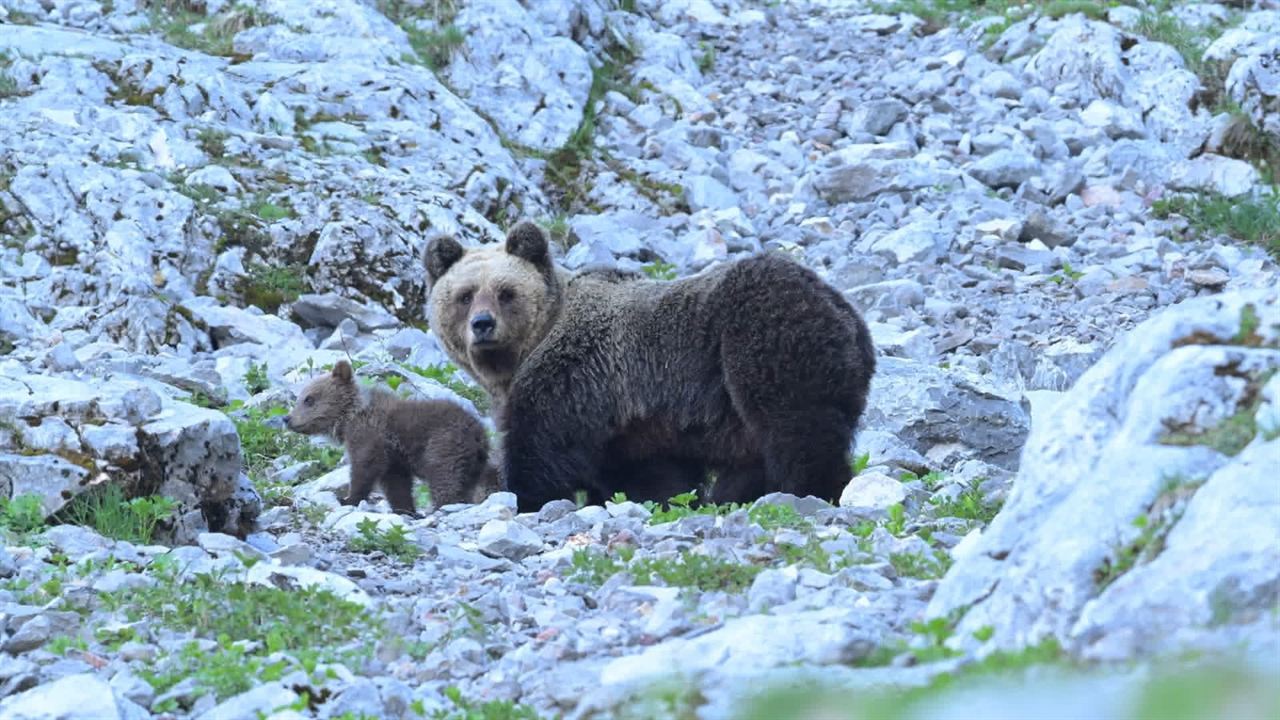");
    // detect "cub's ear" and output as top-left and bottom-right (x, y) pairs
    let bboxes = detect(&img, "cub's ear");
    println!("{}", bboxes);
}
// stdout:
(332, 360), (354, 384)
(505, 220), (550, 269)
(425, 235), (464, 284)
